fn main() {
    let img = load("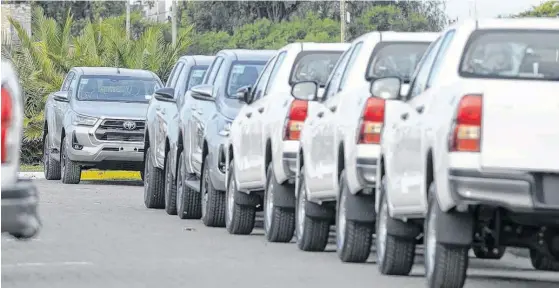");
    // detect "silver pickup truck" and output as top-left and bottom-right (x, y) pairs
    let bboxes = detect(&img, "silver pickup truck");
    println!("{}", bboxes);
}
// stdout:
(43, 67), (163, 184)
